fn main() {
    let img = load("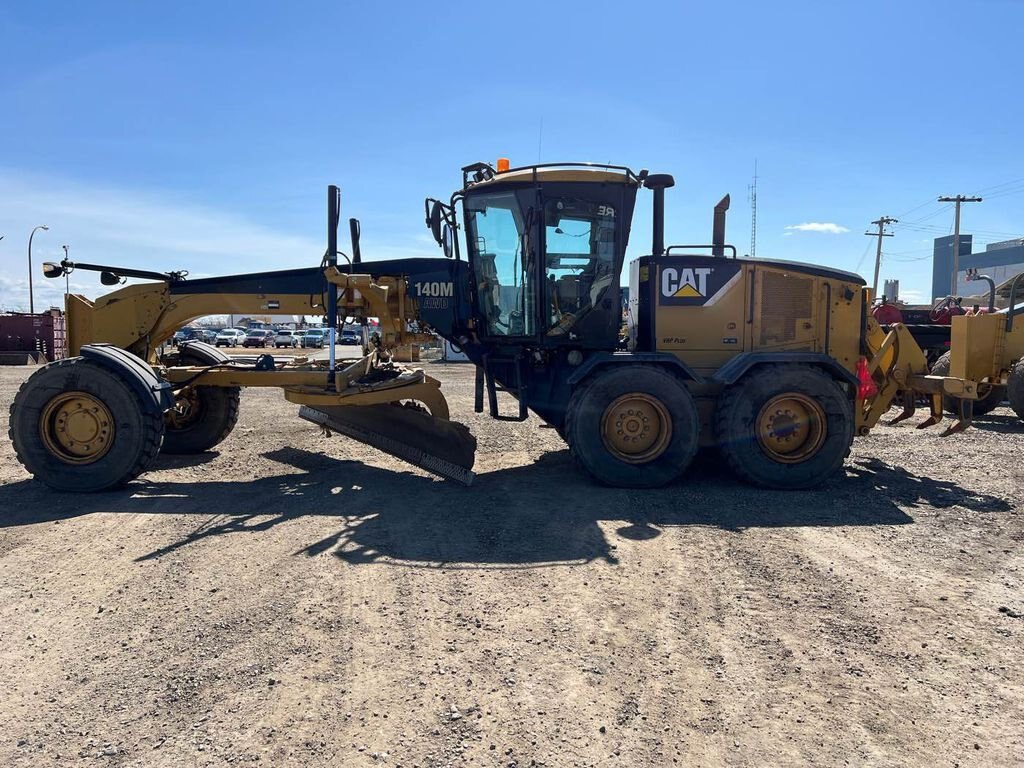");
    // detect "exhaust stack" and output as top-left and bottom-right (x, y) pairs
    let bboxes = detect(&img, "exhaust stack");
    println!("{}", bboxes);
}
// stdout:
(349, 218), (362, 265)
(712, 194), (730, 257)
(326, 186), (341, 388)
(643, 174), (675, 256)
